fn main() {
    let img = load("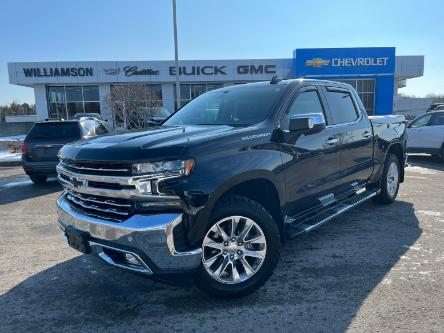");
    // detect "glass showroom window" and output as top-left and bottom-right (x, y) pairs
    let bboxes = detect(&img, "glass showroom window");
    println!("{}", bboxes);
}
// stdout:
(175, 83), (223, 108)
(335, 79), (375, 115)
(47, 86), (100, 119)
(110, 84), (163, 108)
(110, 84), (163, 128)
